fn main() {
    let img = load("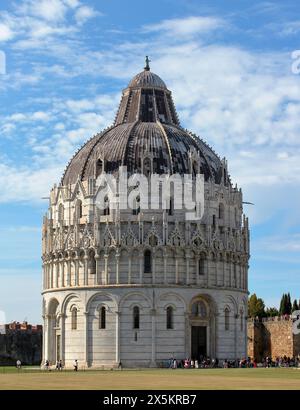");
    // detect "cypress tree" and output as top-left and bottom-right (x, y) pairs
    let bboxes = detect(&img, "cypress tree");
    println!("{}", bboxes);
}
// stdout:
(287, 293), (292, 314)
(292, 299), (299, 312)
(279, 294), (285, 315)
